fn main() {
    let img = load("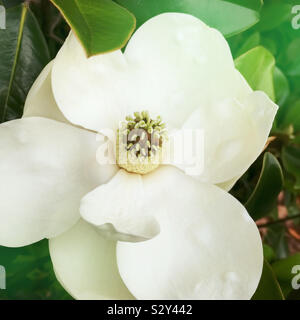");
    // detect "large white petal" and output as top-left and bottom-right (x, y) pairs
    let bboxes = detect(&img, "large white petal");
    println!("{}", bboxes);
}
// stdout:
(0, 117), (117, 247)
(124, 13), (242, 128)
(49, 219), (134, 300)
(80, 169), (160, 242)
(51, 12), (277, 184)
(23, 61), (68, 123)
(52, 32), (129, 132)
(51, 13), (246, 132)
(171, 90), (278, 184)
(117, 166), (263, 300)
